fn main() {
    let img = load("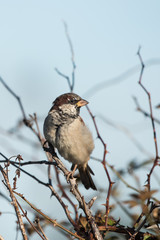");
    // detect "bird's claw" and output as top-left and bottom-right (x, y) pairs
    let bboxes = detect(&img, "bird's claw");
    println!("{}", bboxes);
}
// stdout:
(66, 171), (74, 182)
(66, 164), (77, 182)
